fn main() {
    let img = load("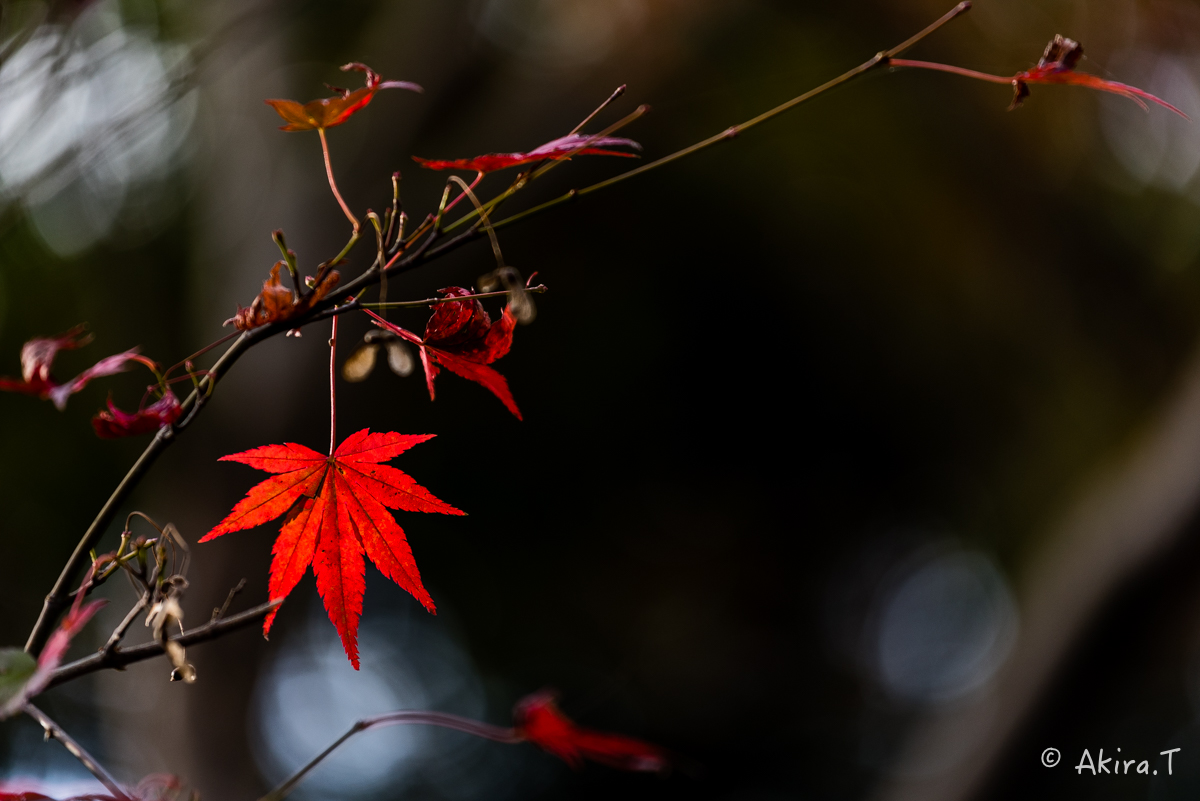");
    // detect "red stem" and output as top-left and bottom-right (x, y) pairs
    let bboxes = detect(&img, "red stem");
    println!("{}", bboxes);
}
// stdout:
(440, 171), (484, 216)
(329, 316), (338, 455)
(319, 128), (359, 232)
(887, 58), (1013, 85)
